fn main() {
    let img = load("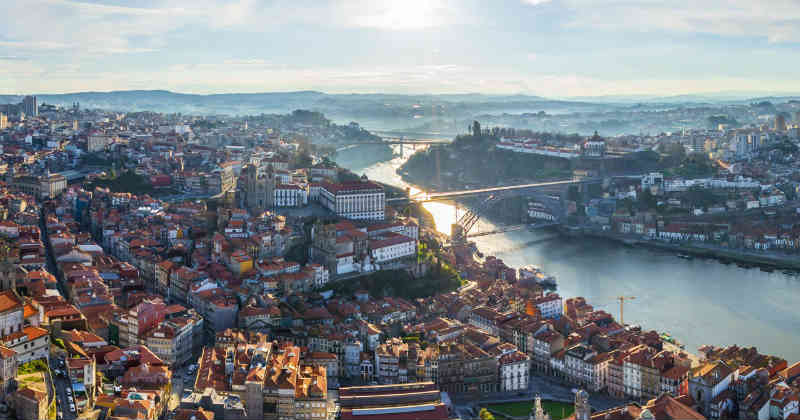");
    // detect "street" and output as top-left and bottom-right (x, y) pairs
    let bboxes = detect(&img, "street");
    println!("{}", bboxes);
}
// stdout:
(50, 357), (76, 420)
